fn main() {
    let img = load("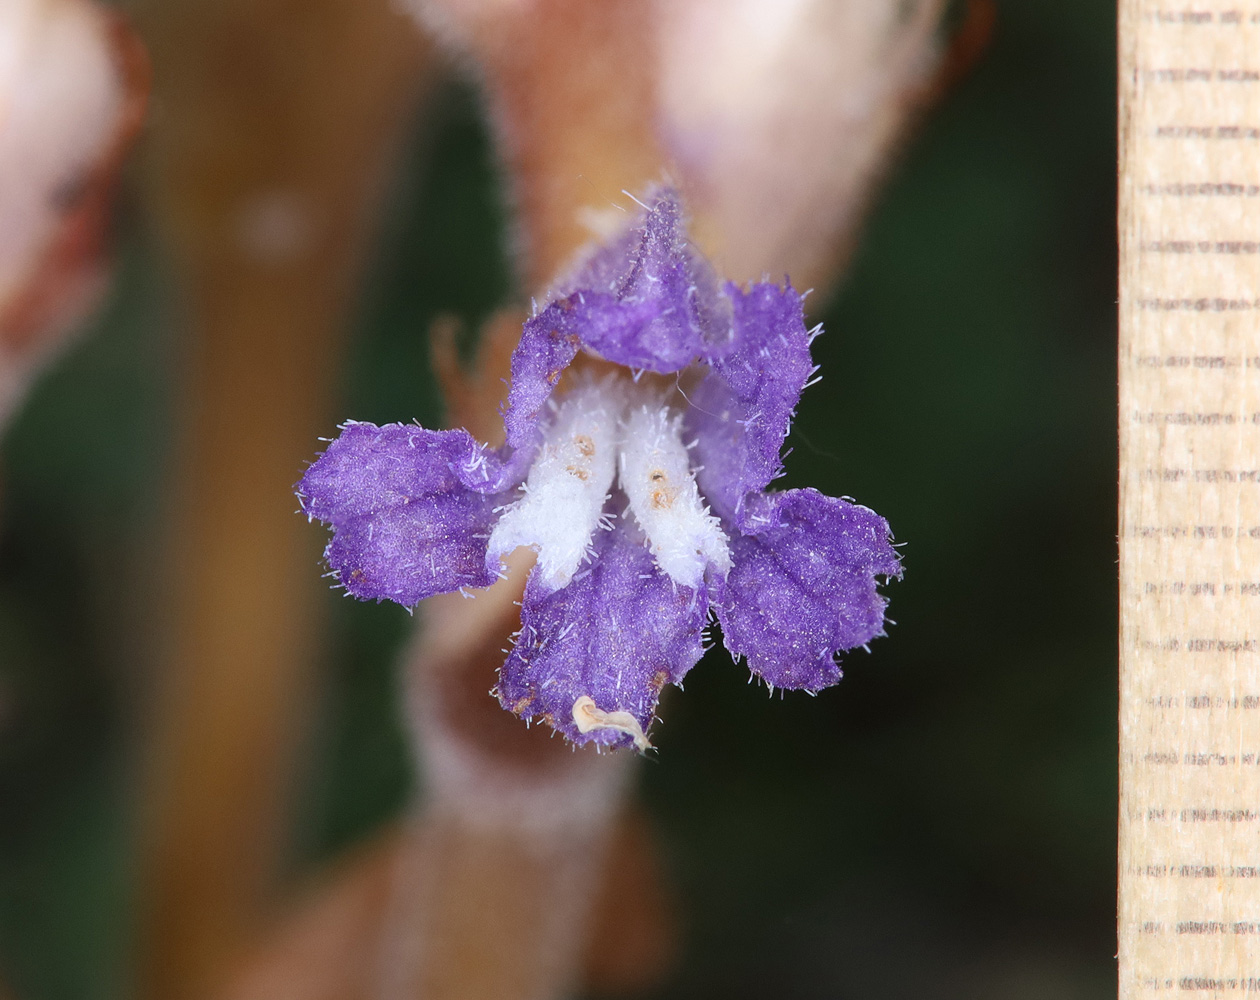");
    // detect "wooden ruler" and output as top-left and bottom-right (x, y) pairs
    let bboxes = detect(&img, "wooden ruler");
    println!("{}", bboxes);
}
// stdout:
(1120, 3), (1260, 996)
